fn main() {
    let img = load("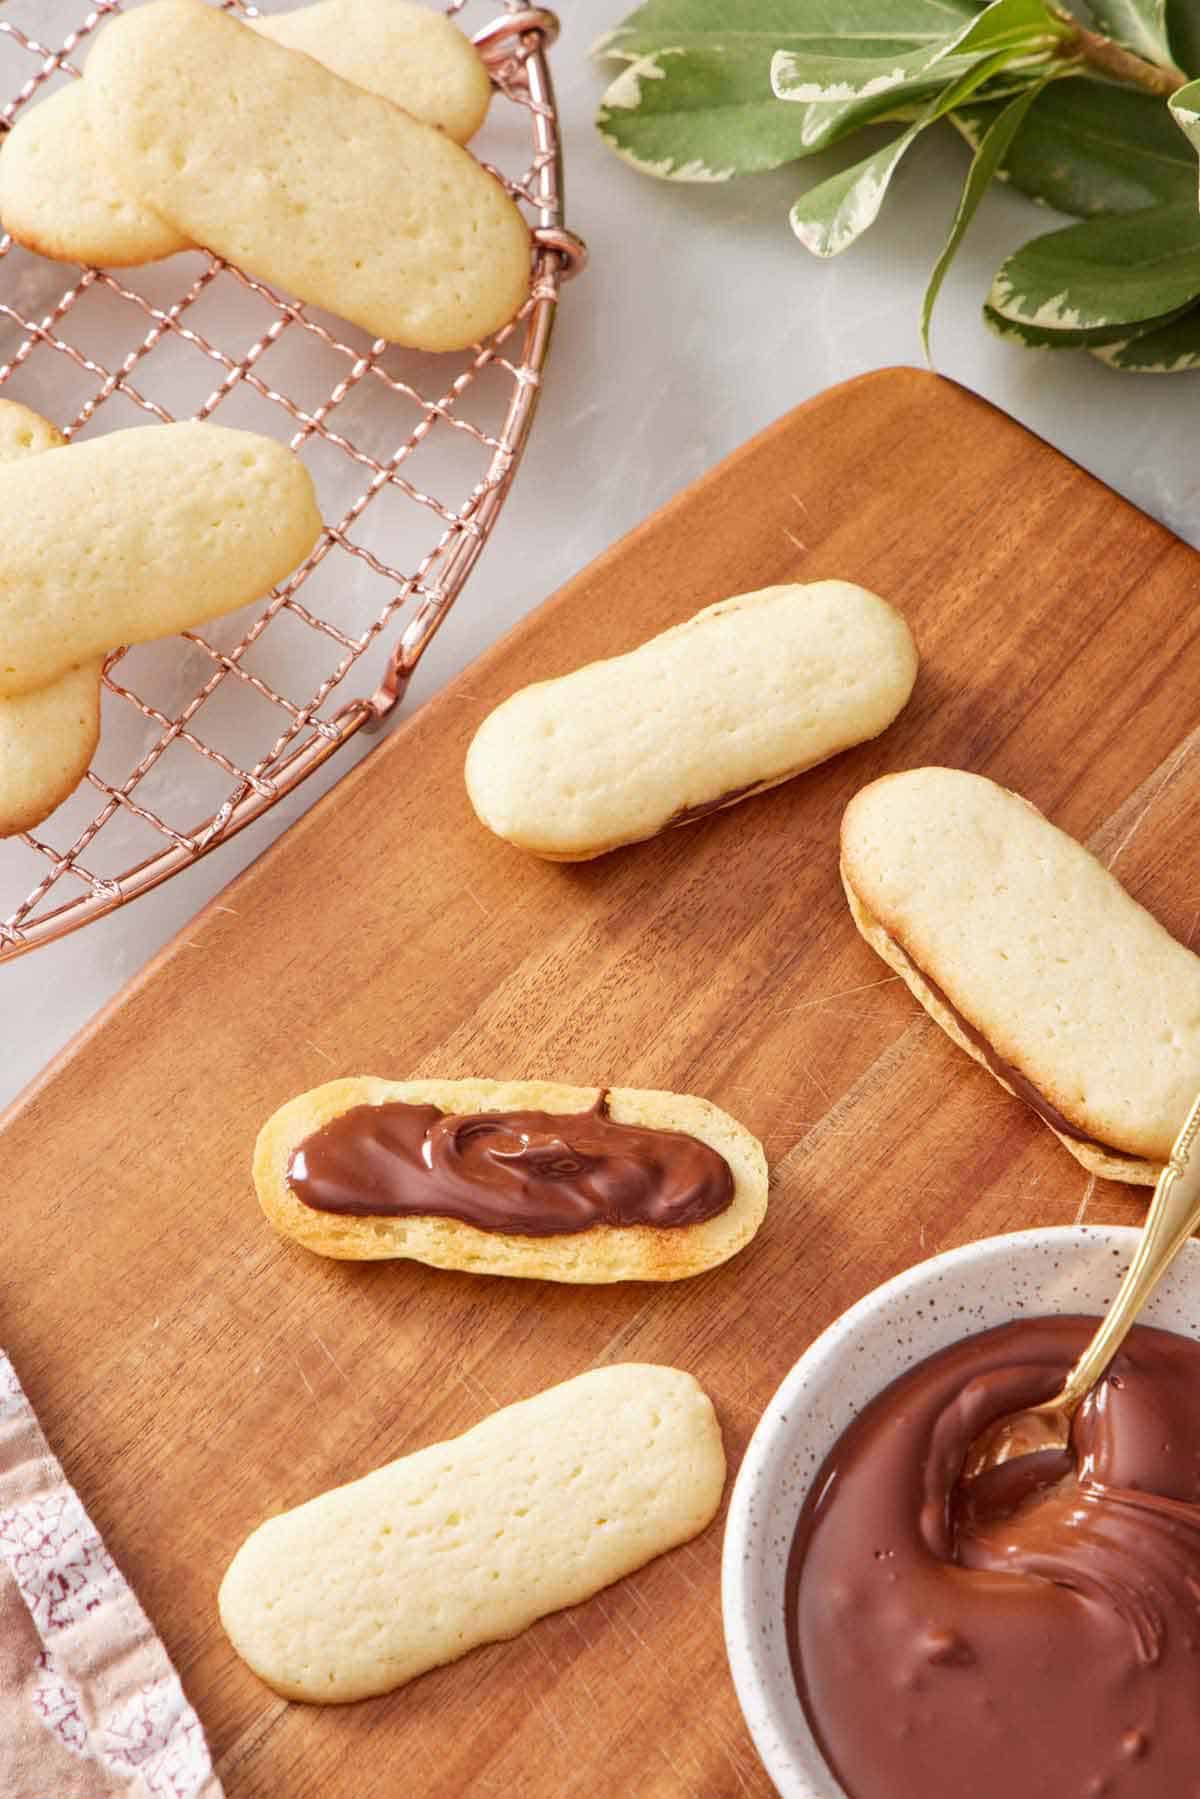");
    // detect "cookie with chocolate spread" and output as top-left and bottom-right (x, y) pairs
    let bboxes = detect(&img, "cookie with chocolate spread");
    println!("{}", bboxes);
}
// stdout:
(253, 1077), (768, 1280)
(841, 766), (1200, 1183)
(219, 1363), (725, 1702)
(465, 580), (918, 861)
